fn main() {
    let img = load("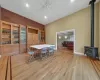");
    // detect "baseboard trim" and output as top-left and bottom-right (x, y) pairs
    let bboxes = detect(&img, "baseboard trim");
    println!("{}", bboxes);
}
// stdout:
(99, 57), (100, 60)
(54, 48), (57, 50)
(74, 52), (85, 56)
